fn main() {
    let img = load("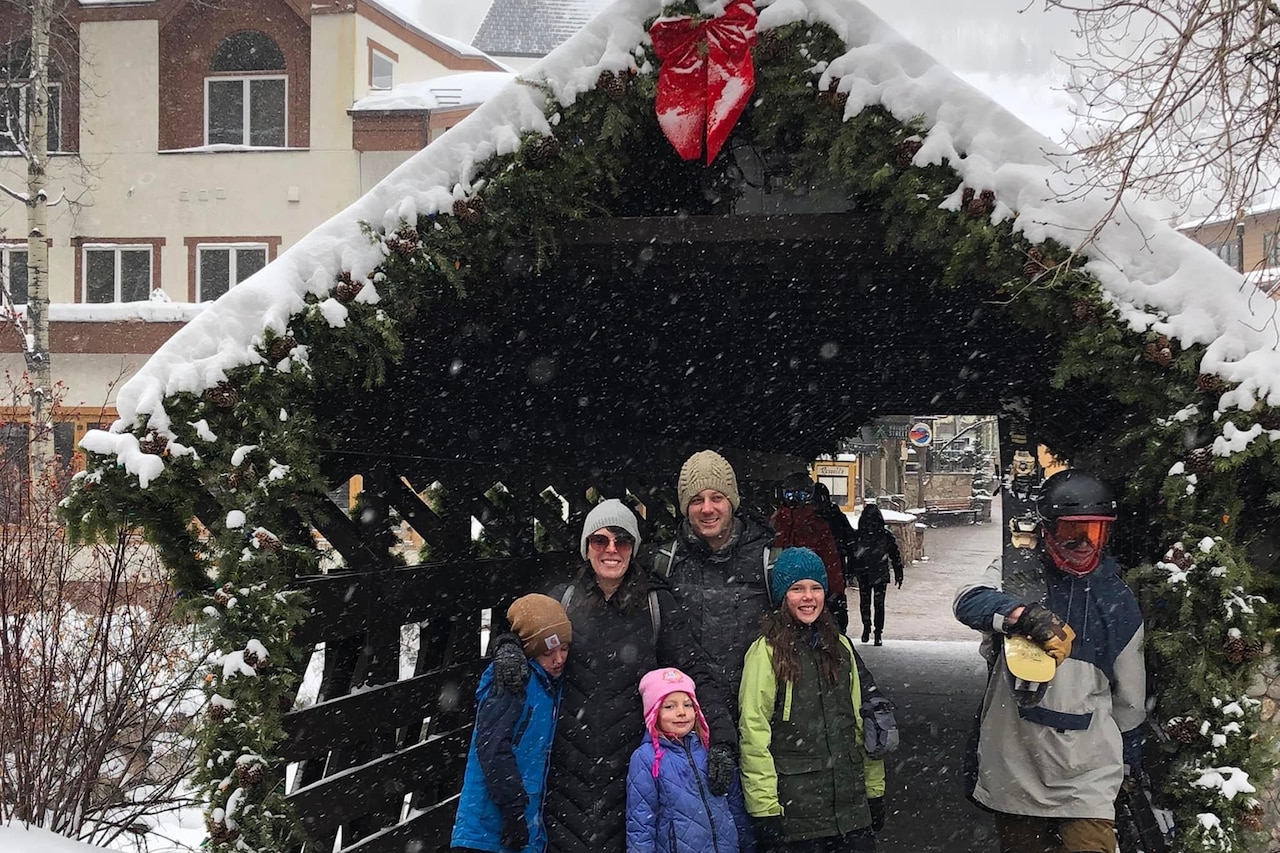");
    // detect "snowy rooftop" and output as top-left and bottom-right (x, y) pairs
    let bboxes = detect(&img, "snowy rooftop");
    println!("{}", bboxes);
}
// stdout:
(475, 0), (615, 57)
(111, 0), (1280, 442)
(371, 0), (493, 60)
(351, 72), (517, 112)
